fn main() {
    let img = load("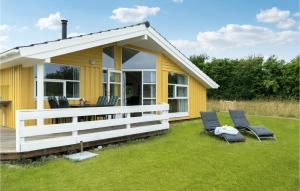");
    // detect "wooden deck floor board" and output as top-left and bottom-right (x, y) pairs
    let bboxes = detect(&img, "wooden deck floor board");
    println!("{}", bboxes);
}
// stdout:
(0, 127), (16, 153)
